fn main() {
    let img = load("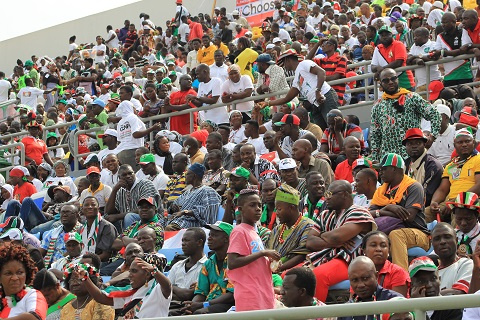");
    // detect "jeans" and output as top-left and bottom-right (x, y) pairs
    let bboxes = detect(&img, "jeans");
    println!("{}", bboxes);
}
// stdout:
(310, 88), (339, 130)
(31, 220), (61, 238)
(100, 258), (125, 276)
(5, 198), (47, 231)
(124, 212), (140, 228)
